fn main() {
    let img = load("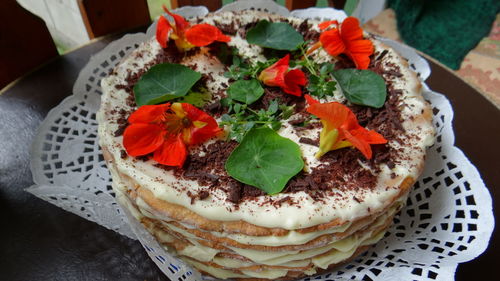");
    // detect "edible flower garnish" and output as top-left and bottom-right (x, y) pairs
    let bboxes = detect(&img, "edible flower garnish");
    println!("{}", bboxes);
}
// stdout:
(156, 5), (230, 51)
(307, 17), (373, 70)
(258, 54), (307, 96)
(305, 95), (387, 159)
(123, 103), (222, 166)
